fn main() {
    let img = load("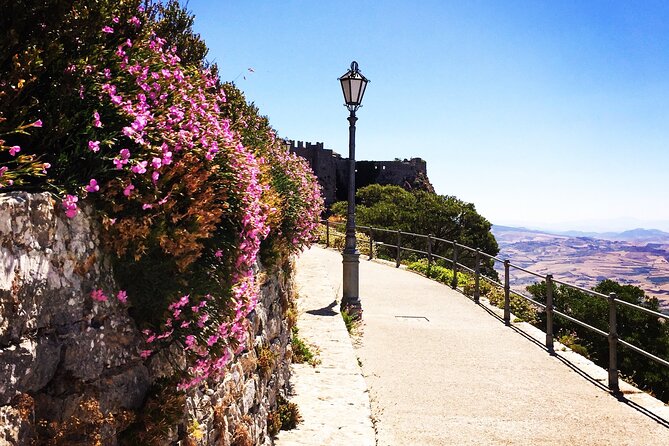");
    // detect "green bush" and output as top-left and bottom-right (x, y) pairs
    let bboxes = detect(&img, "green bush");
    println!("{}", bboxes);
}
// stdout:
(331, 184), (499, 278)
(407, 259), (468, 288)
